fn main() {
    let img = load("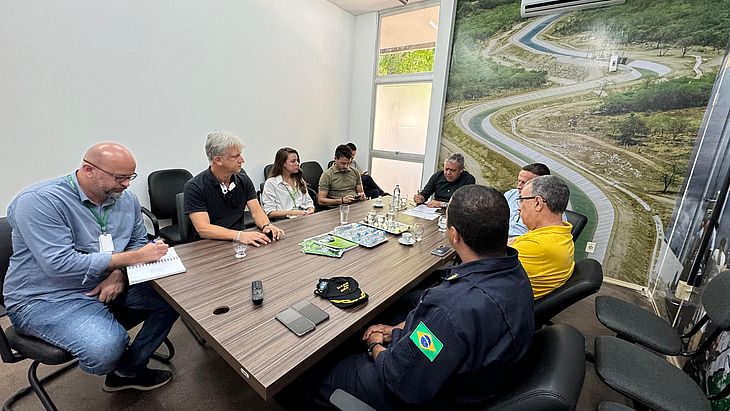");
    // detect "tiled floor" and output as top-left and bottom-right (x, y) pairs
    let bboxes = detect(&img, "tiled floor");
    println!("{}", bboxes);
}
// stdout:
(1, 282), (648, 410)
